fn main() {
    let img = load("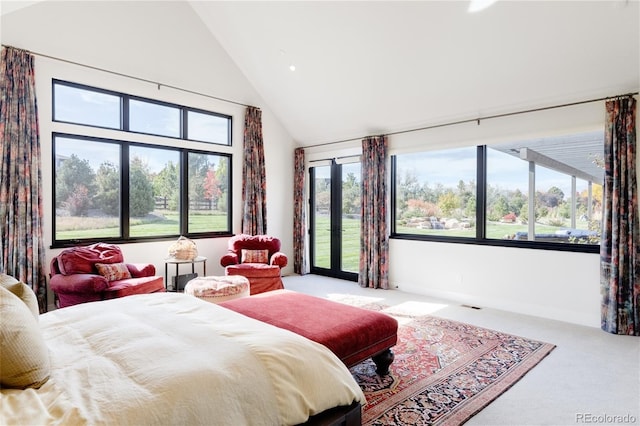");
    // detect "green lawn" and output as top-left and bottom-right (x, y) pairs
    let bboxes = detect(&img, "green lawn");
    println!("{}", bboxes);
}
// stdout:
(55, 212), (228, 240)
(395, 220), (594, 240)
(313, 216), (360, 272)
(312, 217), (597, 272)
